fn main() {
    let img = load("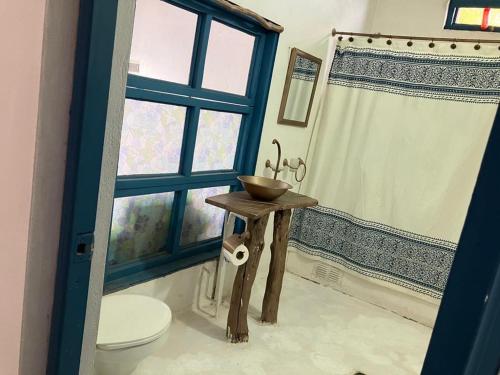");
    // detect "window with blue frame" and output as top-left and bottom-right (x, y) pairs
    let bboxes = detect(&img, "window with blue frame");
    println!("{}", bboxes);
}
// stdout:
(445, 0), (500, 31)
(104, 0), (279, 291)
